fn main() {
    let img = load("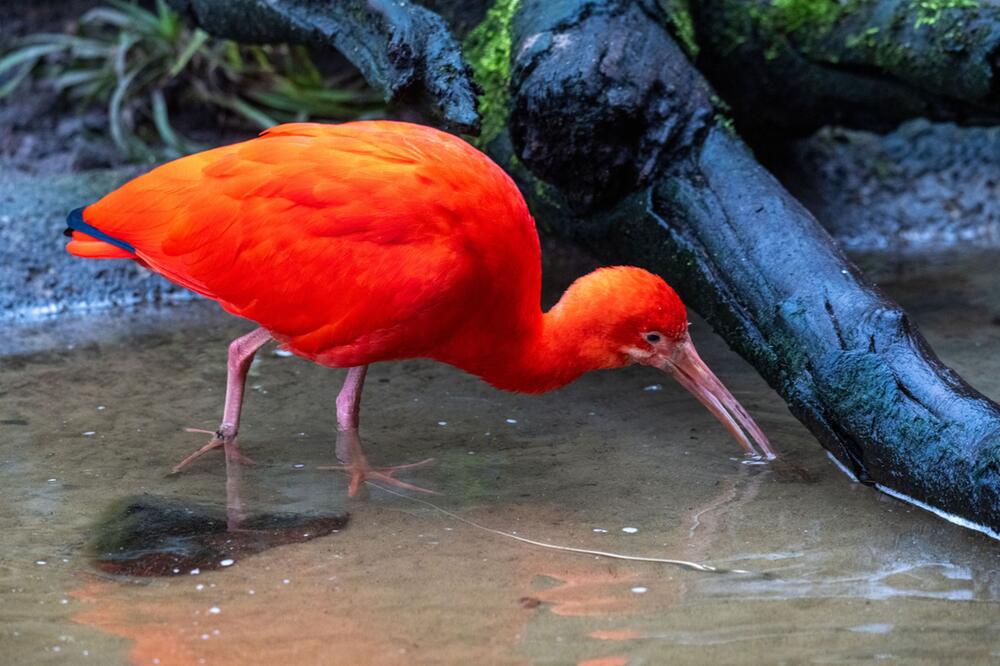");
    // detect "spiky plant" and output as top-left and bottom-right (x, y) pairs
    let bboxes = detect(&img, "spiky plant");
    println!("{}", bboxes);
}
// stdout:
(0, 0), (383, 160)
